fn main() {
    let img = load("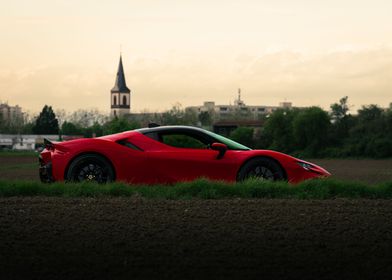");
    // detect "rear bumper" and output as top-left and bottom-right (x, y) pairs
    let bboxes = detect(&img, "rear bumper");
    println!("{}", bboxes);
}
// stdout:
(39, 156), (54, 183)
